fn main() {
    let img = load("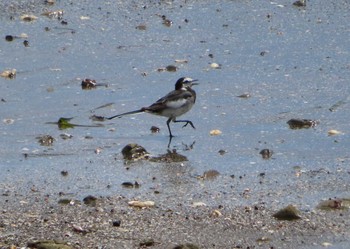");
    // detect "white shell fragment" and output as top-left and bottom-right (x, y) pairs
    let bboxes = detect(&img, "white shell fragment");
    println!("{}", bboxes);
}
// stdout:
(210, 62), (221, 69)
(128, 200), (155, 208)
(328, 129), (341, 136)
